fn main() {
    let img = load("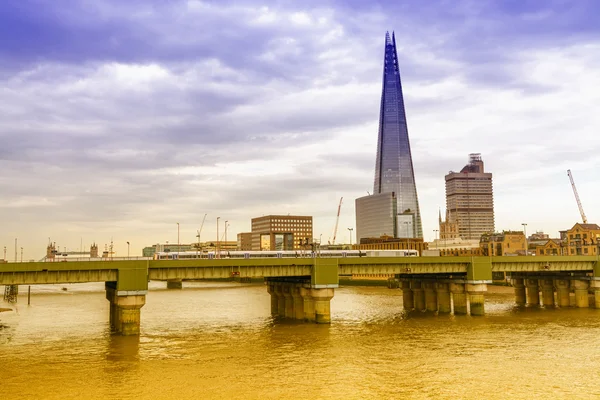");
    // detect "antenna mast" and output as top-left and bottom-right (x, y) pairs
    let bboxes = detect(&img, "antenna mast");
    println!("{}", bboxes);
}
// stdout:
(567, 169), (588, 224)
